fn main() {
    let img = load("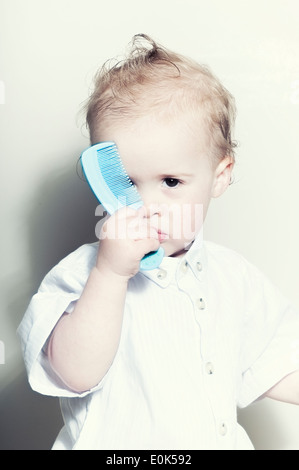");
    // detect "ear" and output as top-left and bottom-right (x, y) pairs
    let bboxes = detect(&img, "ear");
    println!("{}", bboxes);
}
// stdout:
(211, 156), (234, 198)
